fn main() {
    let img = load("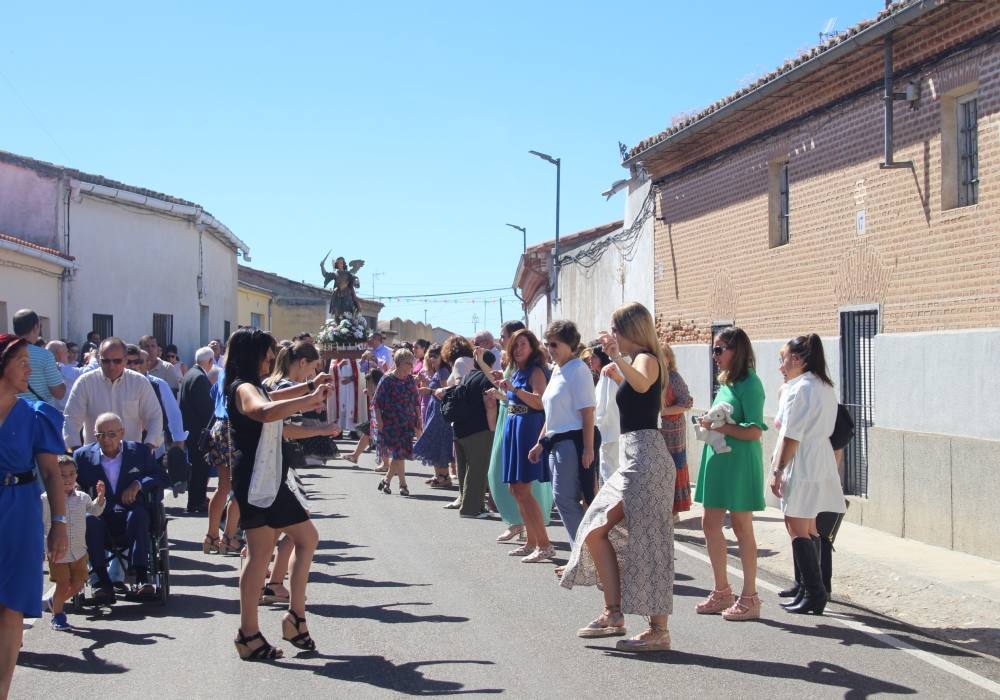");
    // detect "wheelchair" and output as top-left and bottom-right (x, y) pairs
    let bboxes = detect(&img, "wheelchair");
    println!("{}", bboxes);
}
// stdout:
(74, 488), (171, 608)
